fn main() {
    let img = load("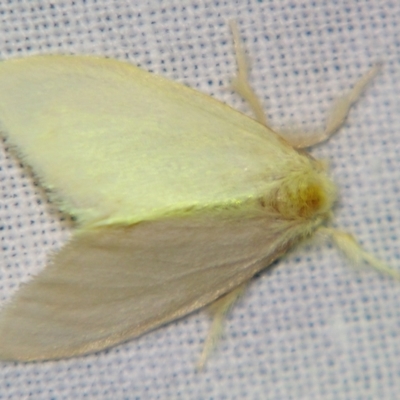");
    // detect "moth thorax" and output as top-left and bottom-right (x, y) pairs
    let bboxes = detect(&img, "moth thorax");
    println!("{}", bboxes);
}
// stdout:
(272, 172), (335, 220)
